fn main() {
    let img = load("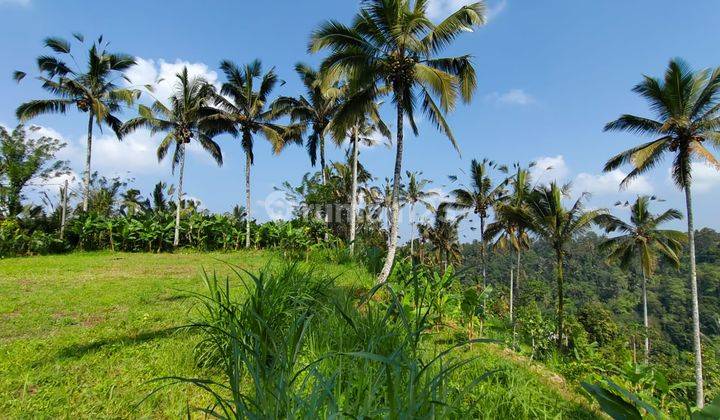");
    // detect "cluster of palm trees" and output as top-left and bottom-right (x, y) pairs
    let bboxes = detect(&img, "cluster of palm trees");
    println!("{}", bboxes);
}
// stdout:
(14, 0), (484, 270)
(430, 58), (719, 408)
(11, 1), (719, 408)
